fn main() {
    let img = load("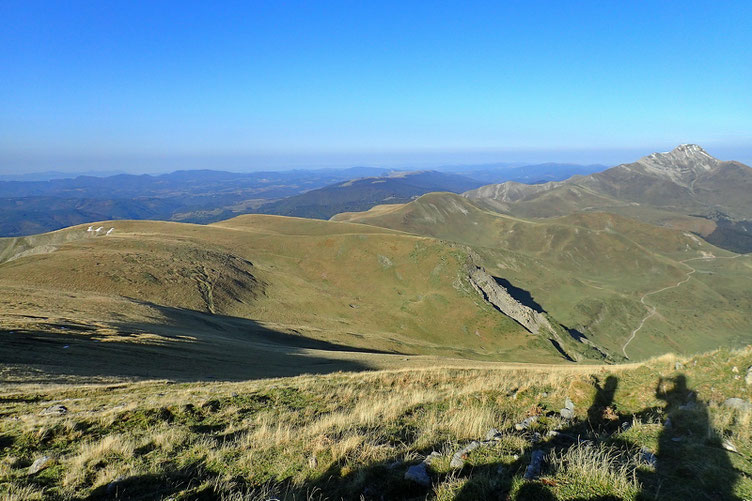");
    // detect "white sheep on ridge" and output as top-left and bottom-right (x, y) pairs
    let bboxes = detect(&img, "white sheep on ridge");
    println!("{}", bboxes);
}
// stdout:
(106, 228), (114, 236)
